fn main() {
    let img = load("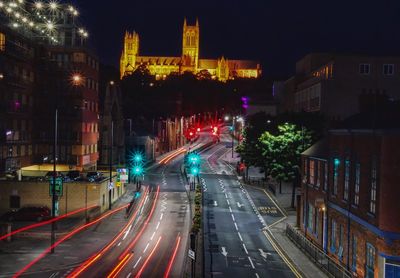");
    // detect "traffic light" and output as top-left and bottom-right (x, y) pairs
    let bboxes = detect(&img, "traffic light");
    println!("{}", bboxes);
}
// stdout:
(133, 165), (143, 176)
(190, 166), (199, 176)
(187, 152), (200, 165)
